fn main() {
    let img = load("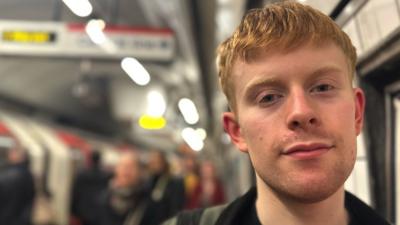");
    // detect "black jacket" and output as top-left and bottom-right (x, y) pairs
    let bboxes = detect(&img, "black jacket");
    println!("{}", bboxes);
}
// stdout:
(71, 167), (111, 225)
(148, 174), (185, 223)
(95, 184), (161, 225)
(0, 161), (35, 225)
(166, 187), (391, 225)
